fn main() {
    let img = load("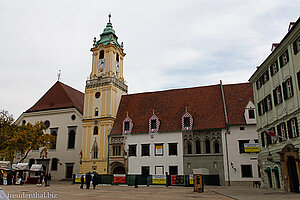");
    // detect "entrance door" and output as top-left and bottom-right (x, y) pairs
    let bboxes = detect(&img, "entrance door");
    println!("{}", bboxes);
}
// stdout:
(287, 156), (299, 192)
(113, 166), (126, 174)
(65, 163), (74, 179)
